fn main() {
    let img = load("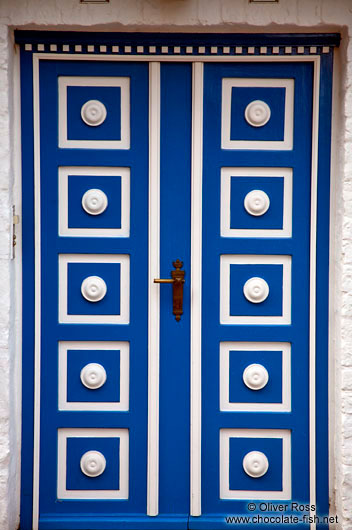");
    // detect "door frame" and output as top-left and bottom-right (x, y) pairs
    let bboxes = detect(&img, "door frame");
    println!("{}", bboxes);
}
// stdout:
(15, 30), (340, 529)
